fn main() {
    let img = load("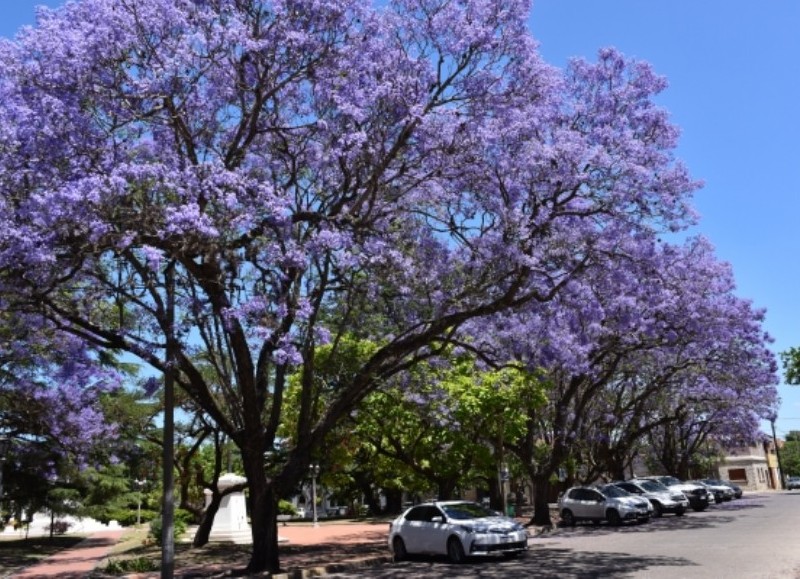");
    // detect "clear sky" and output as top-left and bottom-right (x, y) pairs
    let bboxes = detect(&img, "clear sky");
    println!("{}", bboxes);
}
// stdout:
(2, 1), (799, 437)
